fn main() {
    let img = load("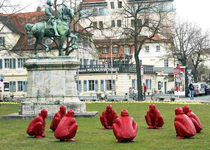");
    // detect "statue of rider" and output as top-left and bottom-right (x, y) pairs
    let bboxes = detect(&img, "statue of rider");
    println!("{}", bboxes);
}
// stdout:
(45, 0), (60, 37)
